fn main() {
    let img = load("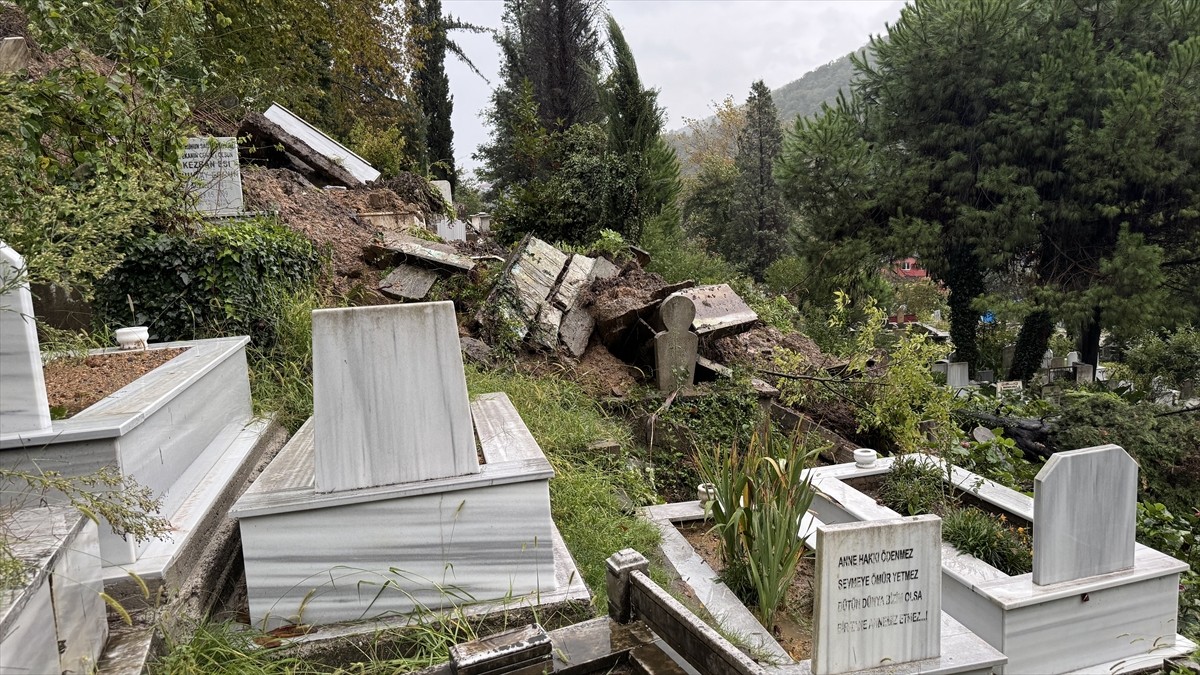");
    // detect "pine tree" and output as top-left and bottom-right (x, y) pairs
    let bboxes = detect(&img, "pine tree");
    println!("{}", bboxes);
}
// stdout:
(411, 0), (487, 189)
(733, 81), (790, 278)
